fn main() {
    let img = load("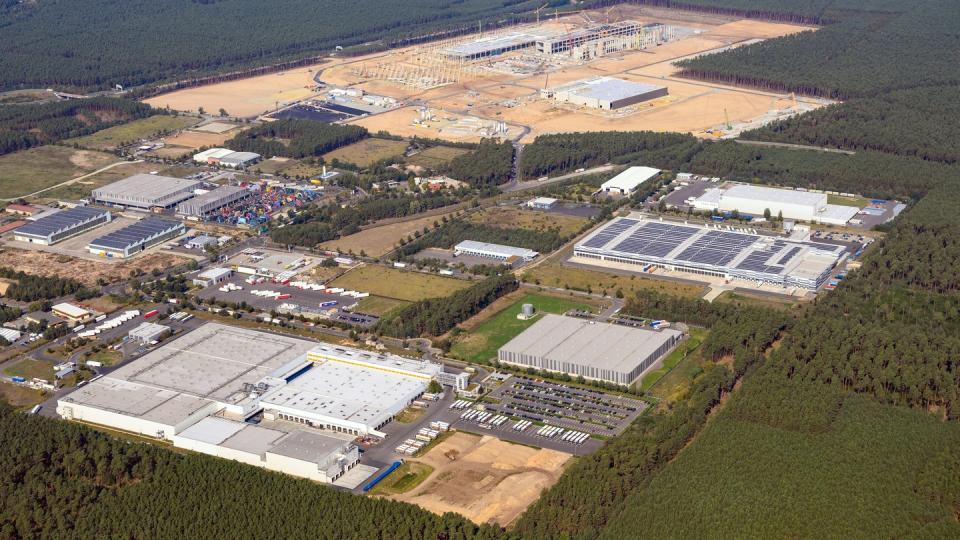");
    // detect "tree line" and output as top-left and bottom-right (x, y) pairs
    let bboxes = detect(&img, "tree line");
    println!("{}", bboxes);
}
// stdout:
(0, 267), (91, 302)
(0, 97), (161, 156)
(443, 139), (514, 187)
(375, 273), (518, 337)
(225, 119), (367, 158)
(396, 219), (568, 259)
